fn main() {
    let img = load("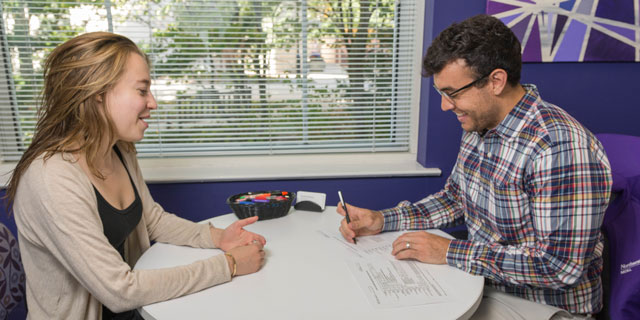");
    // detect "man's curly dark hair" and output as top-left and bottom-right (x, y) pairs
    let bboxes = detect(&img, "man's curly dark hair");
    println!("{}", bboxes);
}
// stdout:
(423, 14), (522, 87)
